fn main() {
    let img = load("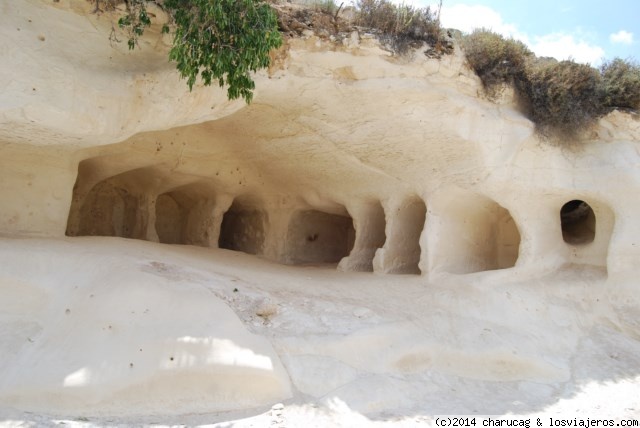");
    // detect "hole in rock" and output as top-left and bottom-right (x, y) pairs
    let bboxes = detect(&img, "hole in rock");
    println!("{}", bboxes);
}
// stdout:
(66, 158), (149, 238)
(155, 182), (216, 246)
(74, 177), (139, 238)
(155, 193), (189, 244)
(558, 198), (613, 268)
(433, 192), (520, 274)
(560, 200), (596, 245)
(67, 162), (208, 241)
(286, 209), (356, 265)
(218, 197), (267, 255)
